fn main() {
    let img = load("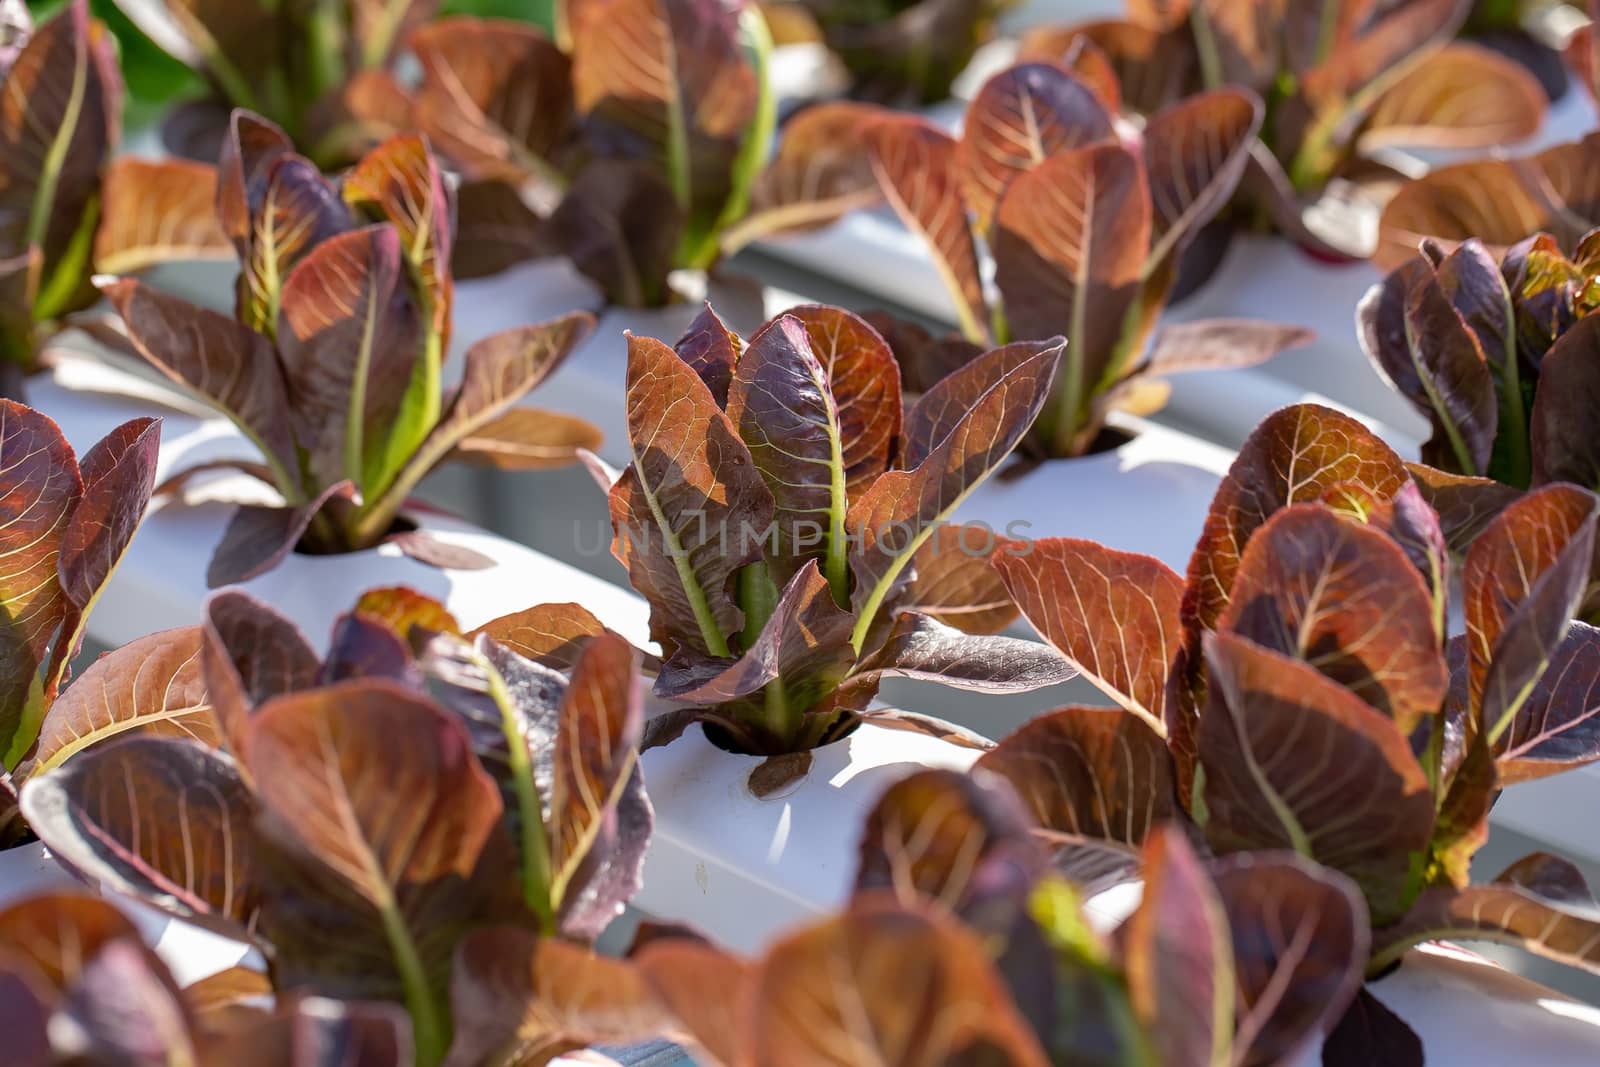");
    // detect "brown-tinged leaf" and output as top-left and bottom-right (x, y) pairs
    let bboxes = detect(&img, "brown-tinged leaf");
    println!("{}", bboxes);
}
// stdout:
(1210, 853), (1369, 1067)
(744, 896), (1051, 1067)
(1200, 632), (1434, 924)
(388, 530), (497, 572)
(20, 737), (261, 938)
(854, 767), (1044, 914)
(451, 179), (542, 279)
(867, 116), (990, 343)
(1372, 853), (1600, 974)
(472, 603), (610, 672)
(234, 154), (352, 339)
(846, 339), (1063, 633)
(1123, 827), (1231, 1067)
(1531, 313), (1600, 491)
(991, 143), (1151, 422)
(733, 101), (886, 250)
(568, 0), (756, 236)
(447, 408), (603, 471)
(549, 632), (643, 911)
(56, 416), (159, 616)
(0, 892), (139, 987)
(537, 157), (682, 308)
(1462, 483), (1598, 740)
(1140, 87), (1261, 277)
(673, 302), (741, 407)
(1403, 267), (1499, 476)
(321, 612), (422, 688)
(444, 927), (670, 1067)
(205, 481), (354, 588)
(1140, 319), (1312, 376)
(21, 626), (215, 780)
(611, 332), (774, 659)
(242, 680), (507, 1012)
(900, 522), (1016, 634)
(726, 315), (851, 586)
(183, 965), (272, 1021)
(1494, 621), (1600, 783)
(782, 304), (902, 500)
(1360, 42), (1544, 153)
(201, 589), (321, 749)
(993, 537), (1183, 735)
(411, 16), (574, 187)
(633, 937), (751, 1067)
(343, 133), (455, 348)
(841, 613), (1077, 702)
(1018, 20), (1195, 115)
(103, 280), (298, 484)
(0, 0), (119, 305)
(1375, 134), (1600, 270)
(957, 62), (1114, 236)
(1404, 462), (1520, 552)
(93, 157), (229, 275)
(976, 705), (1178, 865)
(0, 401), (80, 754)
(1183, 404), (1410, 638)
(1218, 504), (1447, 732)
(276, 223), (421, 492)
